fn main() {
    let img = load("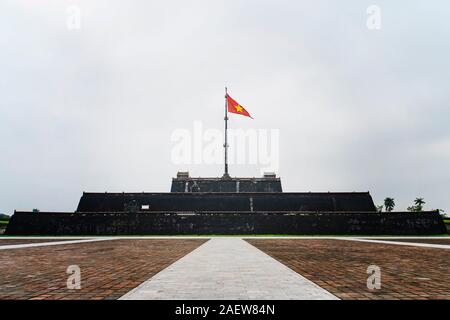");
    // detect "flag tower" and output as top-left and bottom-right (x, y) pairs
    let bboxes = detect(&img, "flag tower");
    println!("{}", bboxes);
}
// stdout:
(223, 88), (253, 179)
(223, 87), (230, 179)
